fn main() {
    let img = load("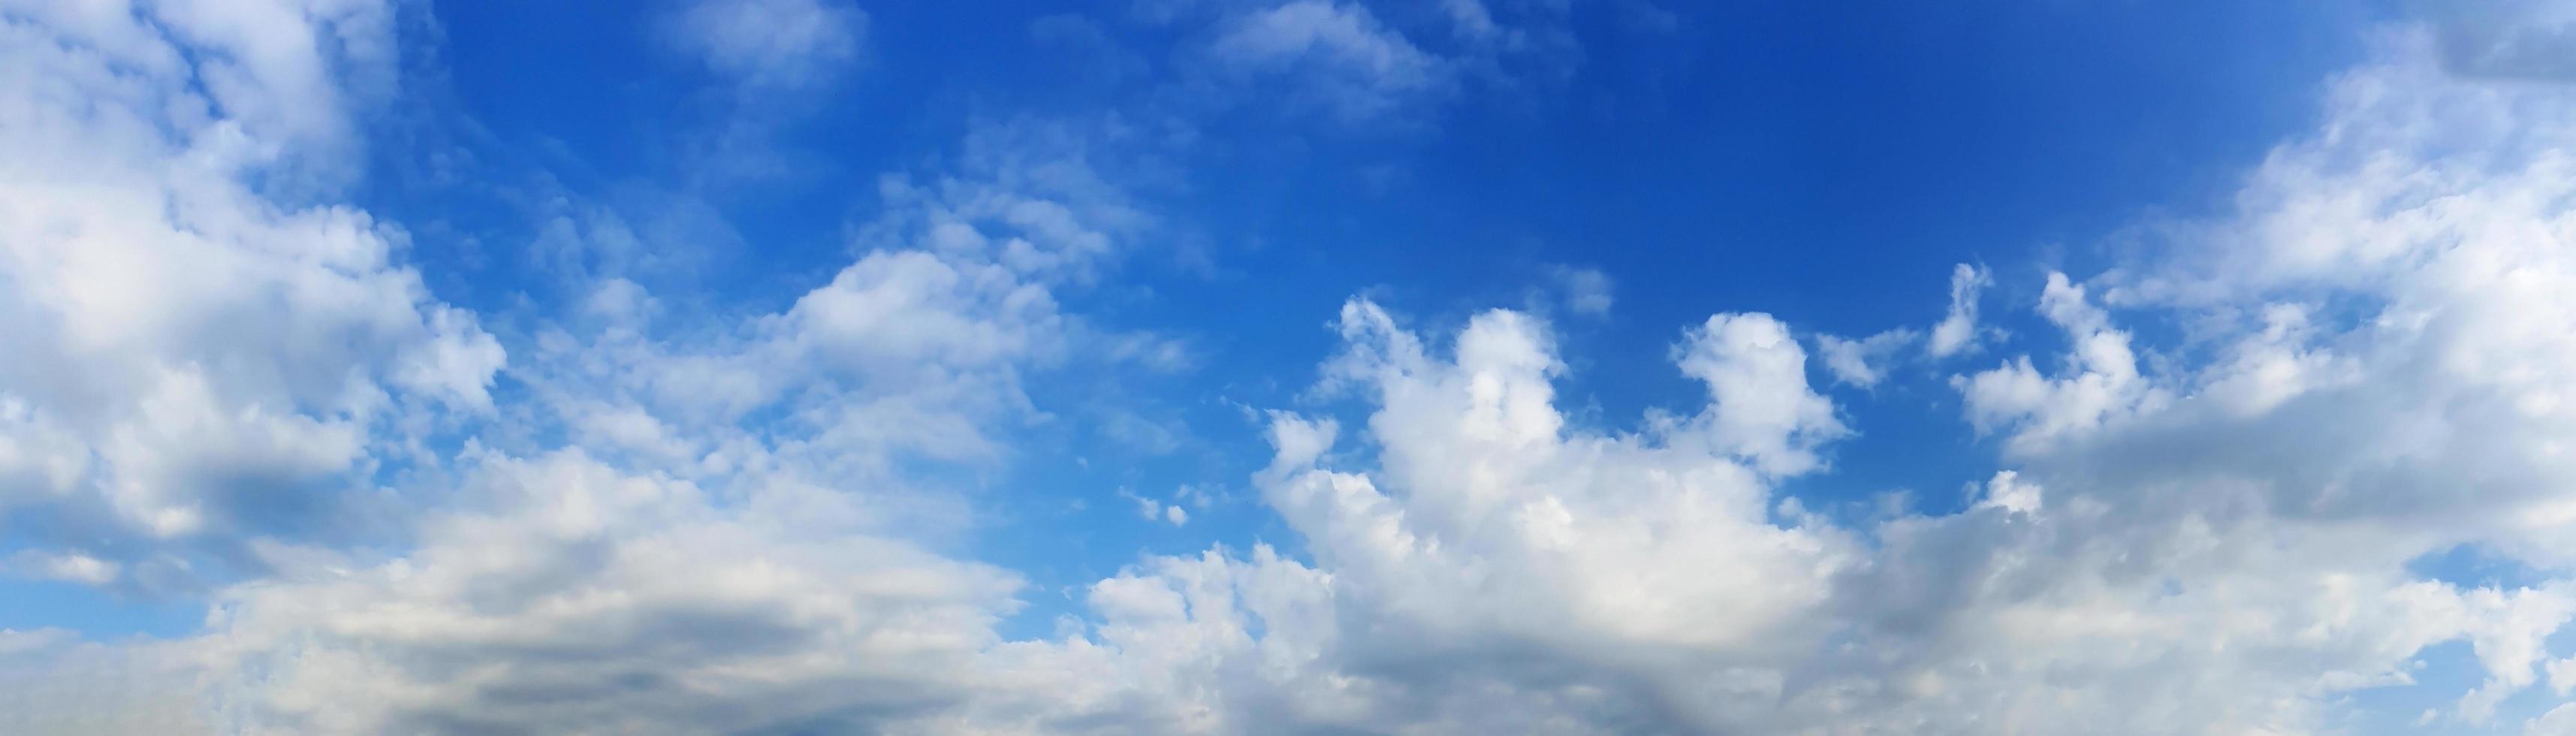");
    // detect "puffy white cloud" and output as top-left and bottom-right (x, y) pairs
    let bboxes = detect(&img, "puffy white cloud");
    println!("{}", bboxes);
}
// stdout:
(0, 0), (501, 580)
(146, 116), (1179, 729)
(20, 4), (2576, 736)
(915, 23), (2576, 734)
(1673, 312), (1848, 476)
(1954, 271), (2169, 454)
(972, 280), (2575, 731)
(191, 449), (1025, 734)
